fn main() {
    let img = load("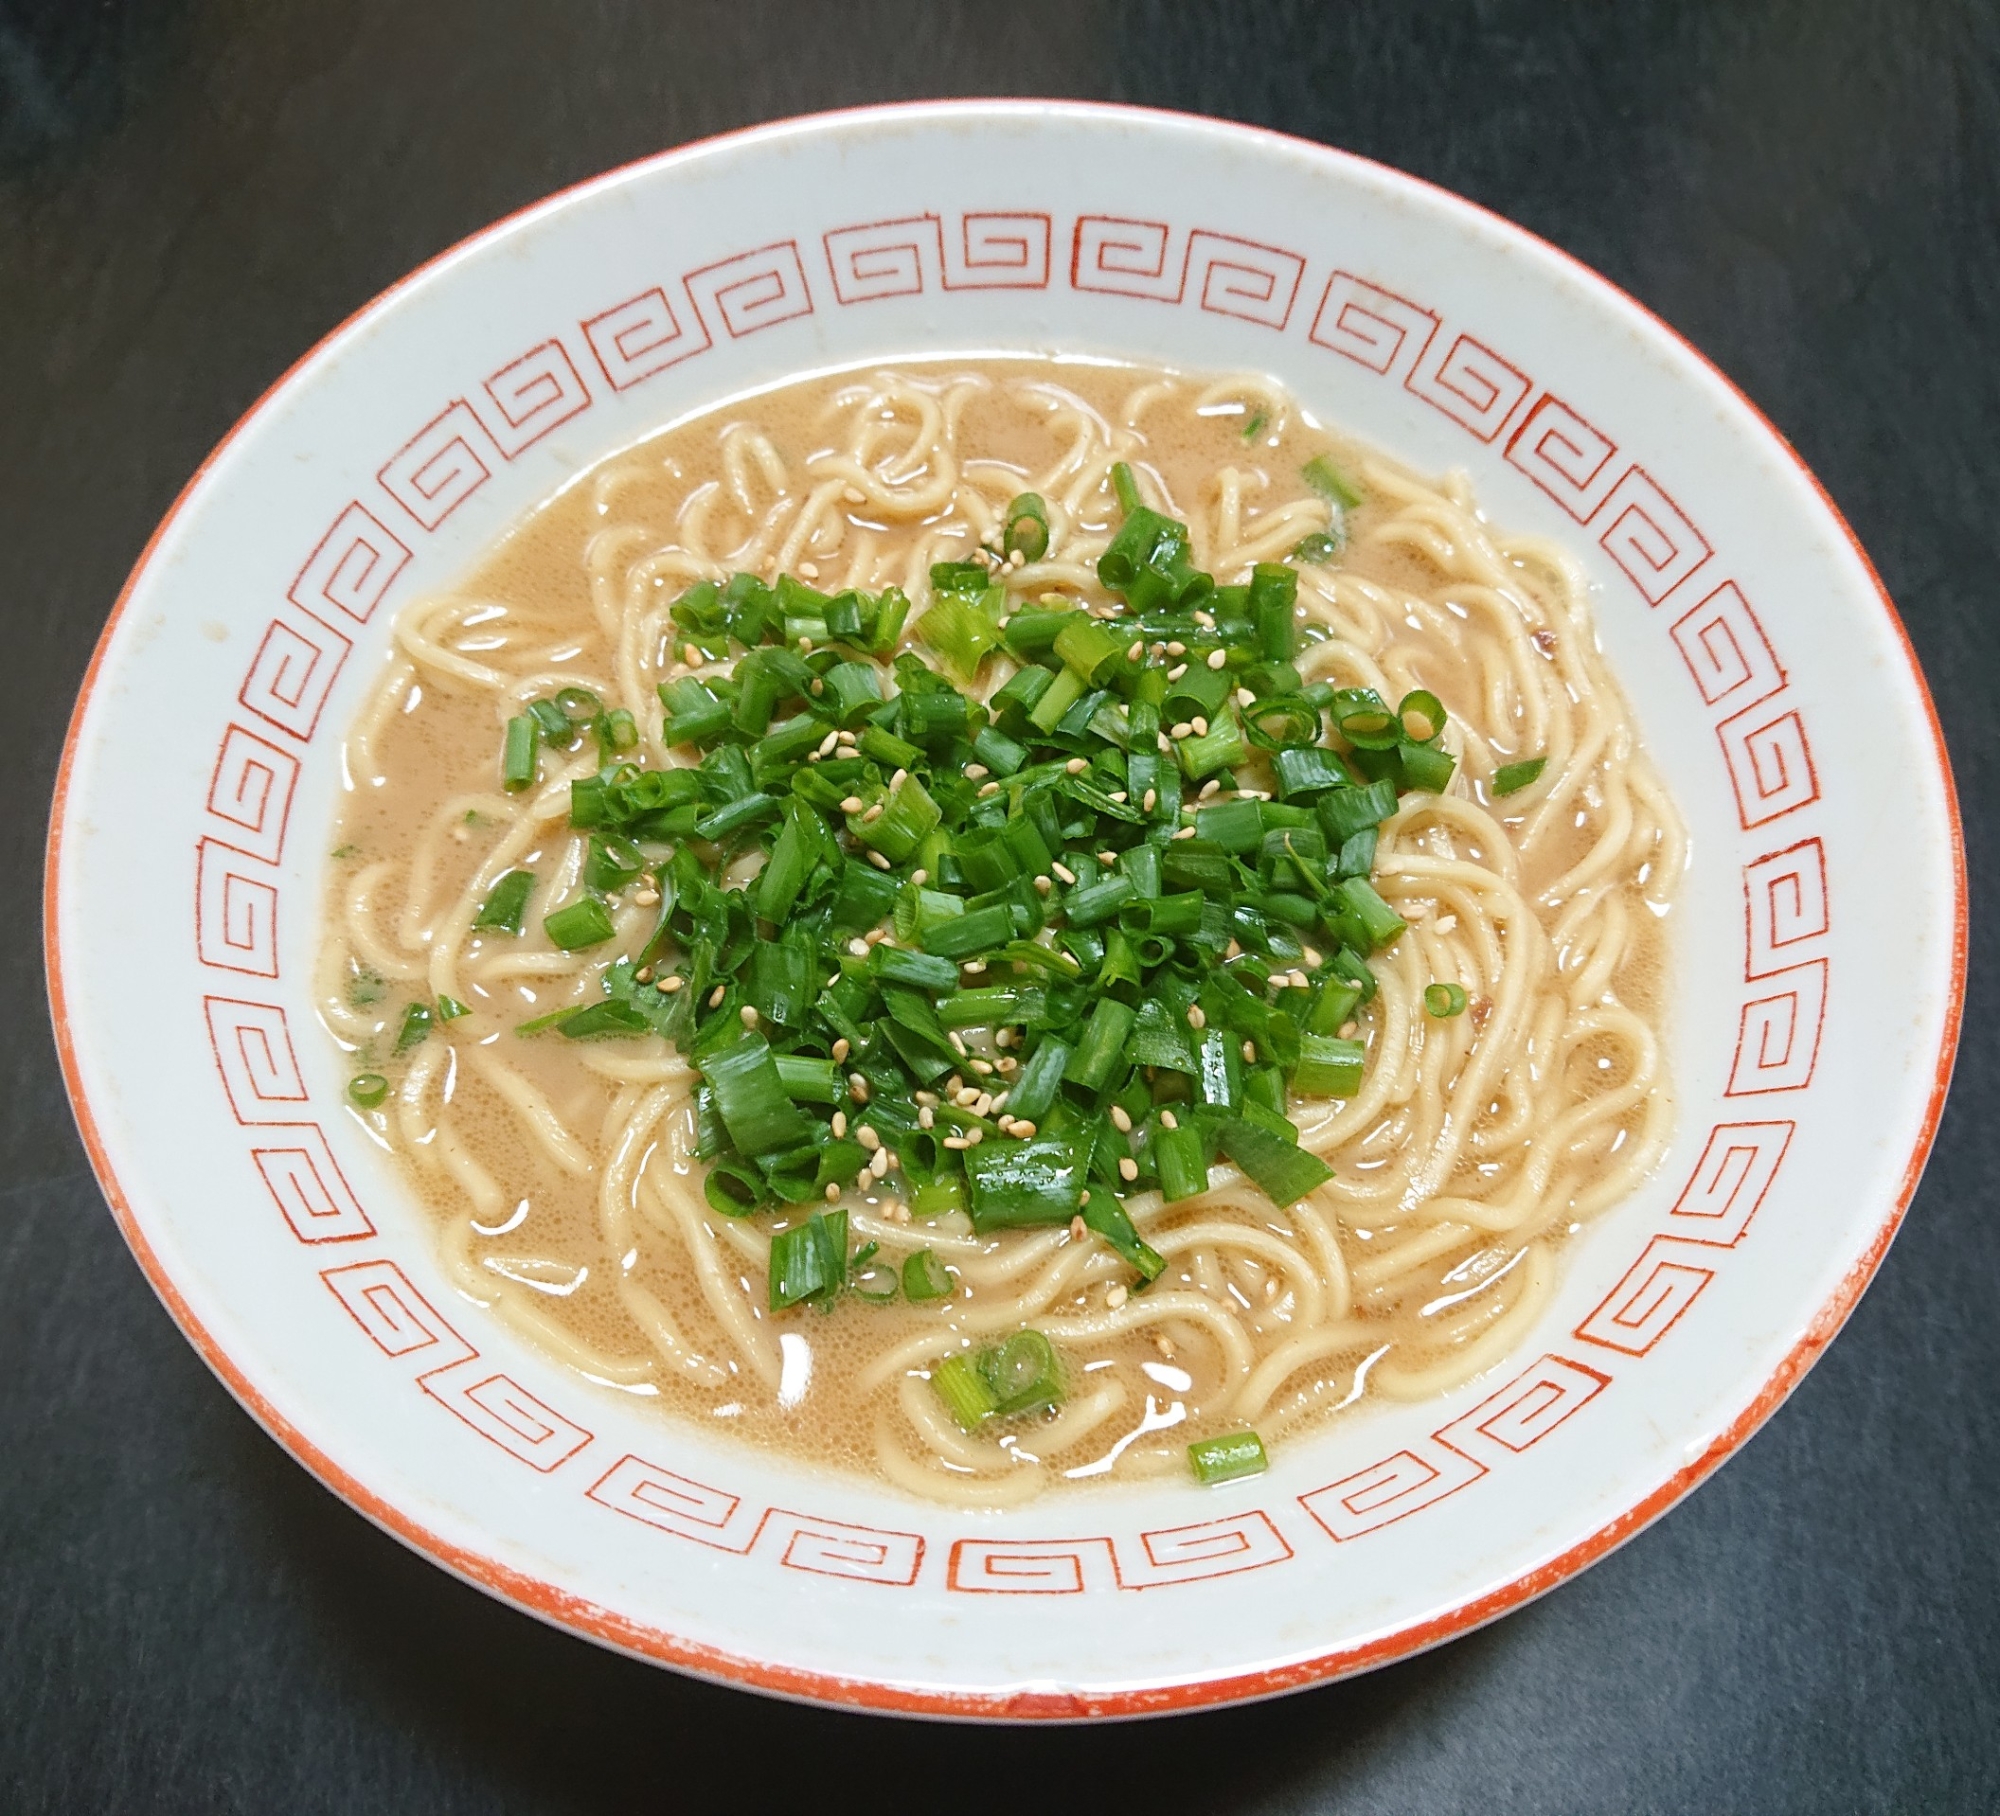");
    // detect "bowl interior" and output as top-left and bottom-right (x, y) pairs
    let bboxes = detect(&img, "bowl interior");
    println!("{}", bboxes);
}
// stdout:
(48, 103), (1961, 1717)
